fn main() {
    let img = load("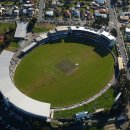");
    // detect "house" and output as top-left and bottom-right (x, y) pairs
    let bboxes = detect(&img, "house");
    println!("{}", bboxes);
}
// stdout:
(94, 12), (102, 17)
(119, 16), (129, 22)
(14, 5), (19, 10)
(56, 1), (64, 7)
(34, 8), (39, 17)
(94, 12), (108, 19)
(52, 0), (57, 6)
(64, 10), (71, 19)
(0, 7), (5, 16)
(101, 14), (107, 18)
(98, 9), (108, 14)
(45, 10), (54, 17)
(76, 2), (80, 8)
(23, 8), (27, 14)
(91, 1), (98, 6)
(5, 6), (13, 16)
(95, 0), (106, 5)
(23, 4), (33, 8)
(71, 8), (80, 18)
(26, 0), (30, 4)
(0, 8), (3, 16)
(13, 9), (19, 16)
(28, 10), (34, 17)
